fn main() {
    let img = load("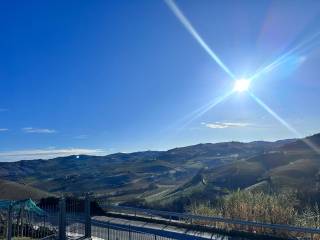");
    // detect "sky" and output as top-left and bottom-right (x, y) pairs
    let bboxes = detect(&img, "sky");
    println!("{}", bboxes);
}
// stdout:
(1, 0), (320, 161)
